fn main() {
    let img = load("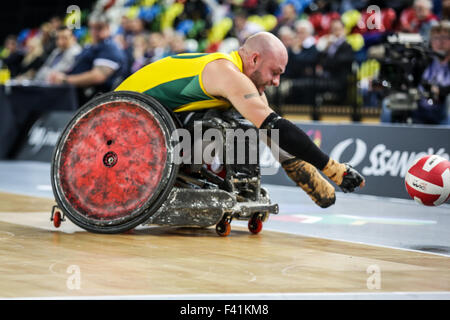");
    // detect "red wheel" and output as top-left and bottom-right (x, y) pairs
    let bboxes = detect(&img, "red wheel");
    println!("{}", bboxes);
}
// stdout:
(248, 215), (263, 234)
(53, 211), (62, 228)
(216, 221), (231, 237)
(51, 91), (179, 234)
